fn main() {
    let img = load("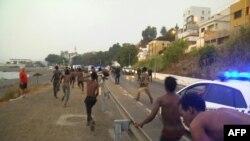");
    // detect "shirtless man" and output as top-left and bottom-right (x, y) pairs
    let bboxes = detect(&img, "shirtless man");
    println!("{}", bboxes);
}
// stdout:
(135, 77), (184, 141)
(136, 67), (153, 104)
(84, 72), (99, 131)
(60, 68), (71, 107)
(70, 68), (76, 88)
(76, 68), (84, 92)
(178, 93), (250, 141)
